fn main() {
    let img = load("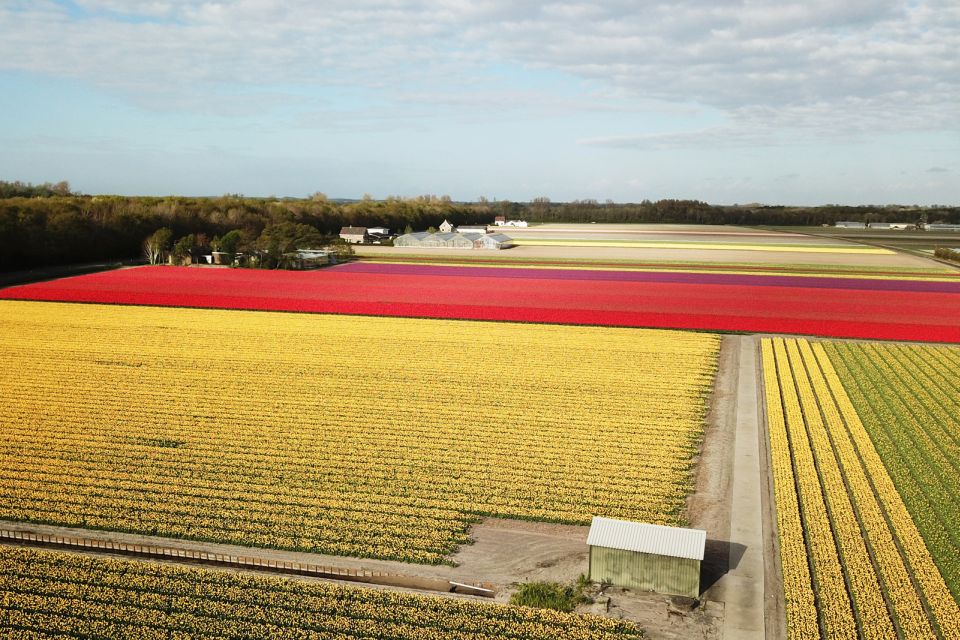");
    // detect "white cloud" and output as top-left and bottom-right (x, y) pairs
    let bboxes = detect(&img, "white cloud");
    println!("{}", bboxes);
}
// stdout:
(0, 0), (957, 143)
